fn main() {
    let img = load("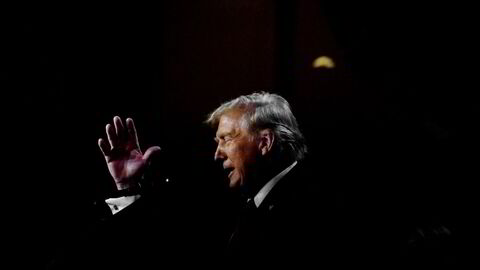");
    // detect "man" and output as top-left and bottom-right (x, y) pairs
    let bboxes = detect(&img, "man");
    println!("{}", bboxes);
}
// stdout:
(93, 92), (338, 267)
(99, 92), (306, 204)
